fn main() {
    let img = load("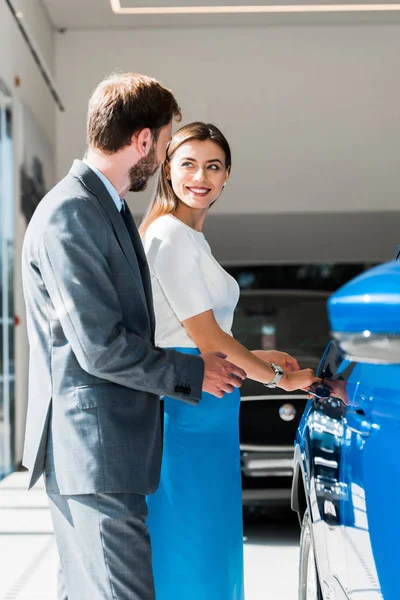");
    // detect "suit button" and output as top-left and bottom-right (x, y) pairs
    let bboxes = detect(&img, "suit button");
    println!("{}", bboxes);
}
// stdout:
(174, 385), (181, 393)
